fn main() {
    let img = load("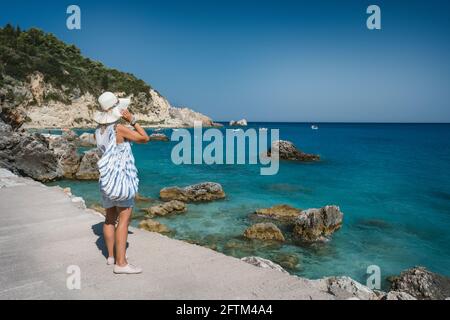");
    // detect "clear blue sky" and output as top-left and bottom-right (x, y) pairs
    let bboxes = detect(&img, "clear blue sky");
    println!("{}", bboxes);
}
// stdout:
(1, 0), (450, 122)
